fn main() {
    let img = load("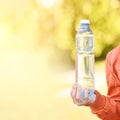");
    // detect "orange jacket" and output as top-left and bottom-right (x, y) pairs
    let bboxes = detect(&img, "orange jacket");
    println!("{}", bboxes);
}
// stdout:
(90, 46), (120, 120)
